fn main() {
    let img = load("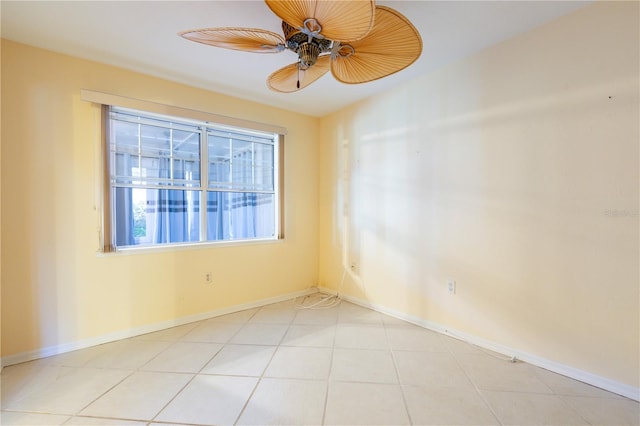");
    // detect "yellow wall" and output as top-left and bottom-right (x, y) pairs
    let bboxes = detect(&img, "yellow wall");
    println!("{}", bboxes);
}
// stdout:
(2, 0), (638, 394)
(318, 1), (639, 388)
(1, 40), (319, 358)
